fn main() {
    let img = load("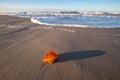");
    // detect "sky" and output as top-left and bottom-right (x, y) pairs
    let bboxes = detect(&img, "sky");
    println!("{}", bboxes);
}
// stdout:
(0, 0), (120, 12)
